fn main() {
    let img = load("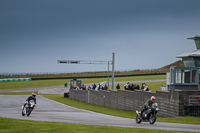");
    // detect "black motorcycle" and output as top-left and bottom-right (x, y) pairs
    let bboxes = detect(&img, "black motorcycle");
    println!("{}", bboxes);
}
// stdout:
(22, 100), (35, 116)
(135, 102), (159, 124)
